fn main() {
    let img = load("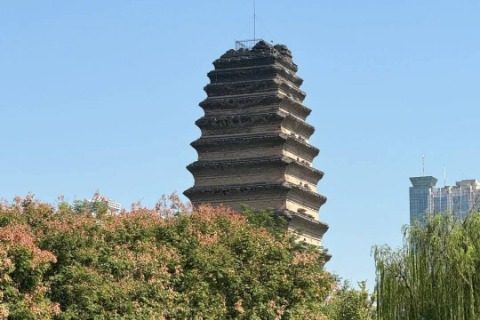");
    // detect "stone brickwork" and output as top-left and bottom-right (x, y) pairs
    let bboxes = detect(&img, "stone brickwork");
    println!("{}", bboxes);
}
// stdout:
(184, 41), (328, 247)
